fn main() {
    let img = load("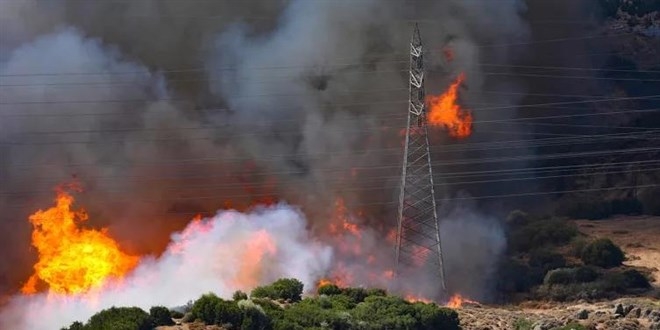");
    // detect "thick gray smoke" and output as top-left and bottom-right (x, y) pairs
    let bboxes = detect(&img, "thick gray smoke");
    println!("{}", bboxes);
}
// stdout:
(1, 0), (529, 305)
